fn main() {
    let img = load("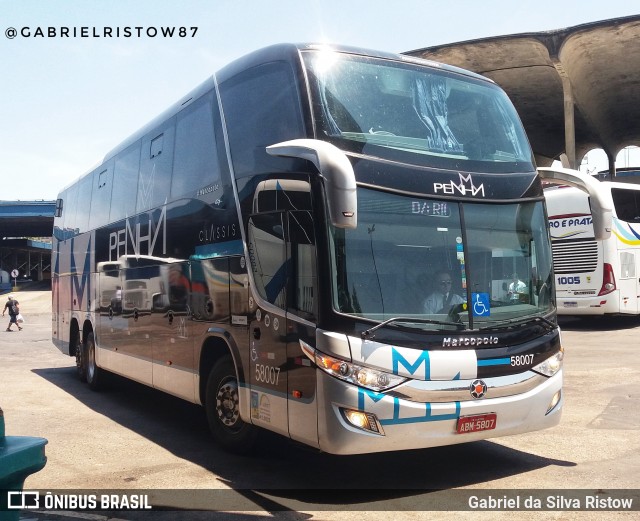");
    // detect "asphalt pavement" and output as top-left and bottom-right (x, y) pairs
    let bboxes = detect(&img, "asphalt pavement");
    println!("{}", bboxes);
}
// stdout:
(2, 286), (640, 521)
